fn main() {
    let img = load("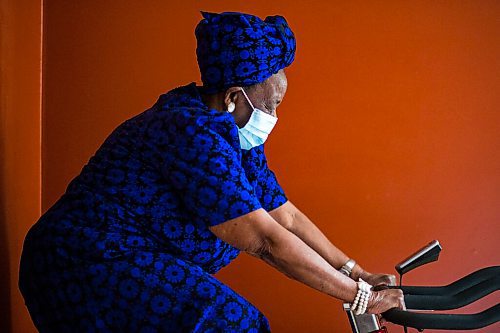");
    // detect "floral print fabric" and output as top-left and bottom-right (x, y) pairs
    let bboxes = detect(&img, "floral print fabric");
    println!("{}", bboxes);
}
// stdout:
(19, 82), (287, 332)
(195, 11), (296, 94)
